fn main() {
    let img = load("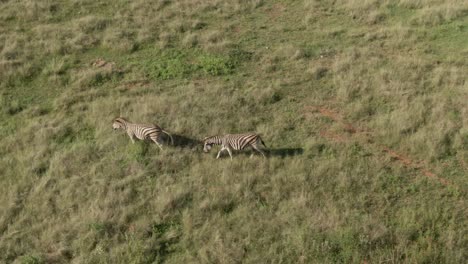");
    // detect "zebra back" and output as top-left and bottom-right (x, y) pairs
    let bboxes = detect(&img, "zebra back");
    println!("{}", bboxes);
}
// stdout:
(114, 117), (161, 139)
(130, 123), (162, 139)
(223, 133), (259, 150)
